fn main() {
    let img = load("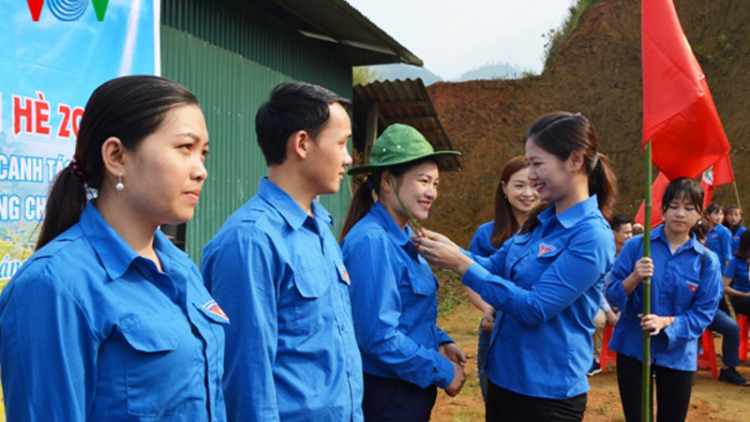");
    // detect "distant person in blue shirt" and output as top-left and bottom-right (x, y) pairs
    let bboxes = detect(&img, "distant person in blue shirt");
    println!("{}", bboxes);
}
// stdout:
(699, 212), (748, 386)
(724, 230), (750, 318)
(723, 204), (746, 254)
(466, 155), (539, 399)
(588, 214), (631, 376)
(201, 83), (363, 422)
(608, 178), (723, 422)
(416, 112), (617, 422)
(705, 203), (733, 272)
(339, 124), (465, 421)
(0, 76), (228, 421)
